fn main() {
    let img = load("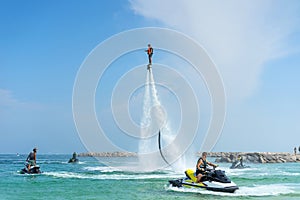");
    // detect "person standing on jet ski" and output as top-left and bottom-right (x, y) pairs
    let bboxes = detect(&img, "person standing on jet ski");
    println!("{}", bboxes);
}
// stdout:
(26, 147), (37, 171)
(196, 152), (218, 183)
